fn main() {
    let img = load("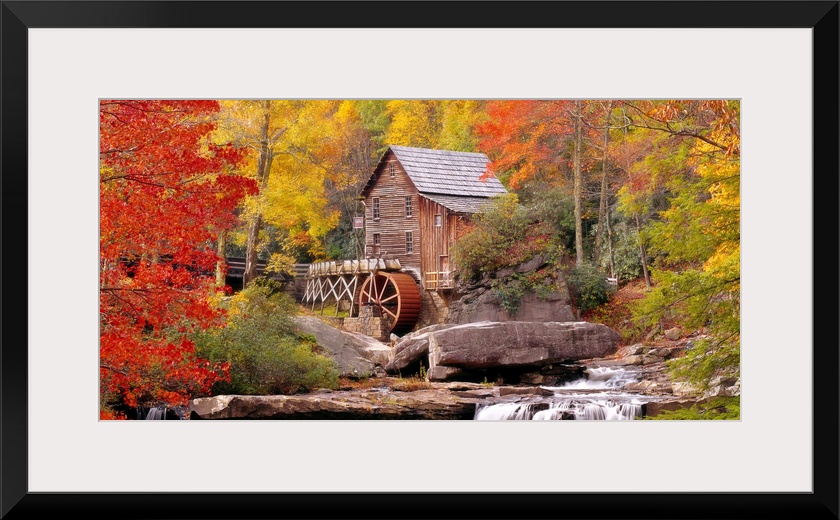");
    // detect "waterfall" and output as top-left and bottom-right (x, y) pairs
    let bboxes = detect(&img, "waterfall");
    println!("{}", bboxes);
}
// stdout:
(474, 366), (647, 420)
(473, 402), (537, 420)
(144, 406), (167, 420)
(476, 399), (643, 420)
(558, 367), (639, 389)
